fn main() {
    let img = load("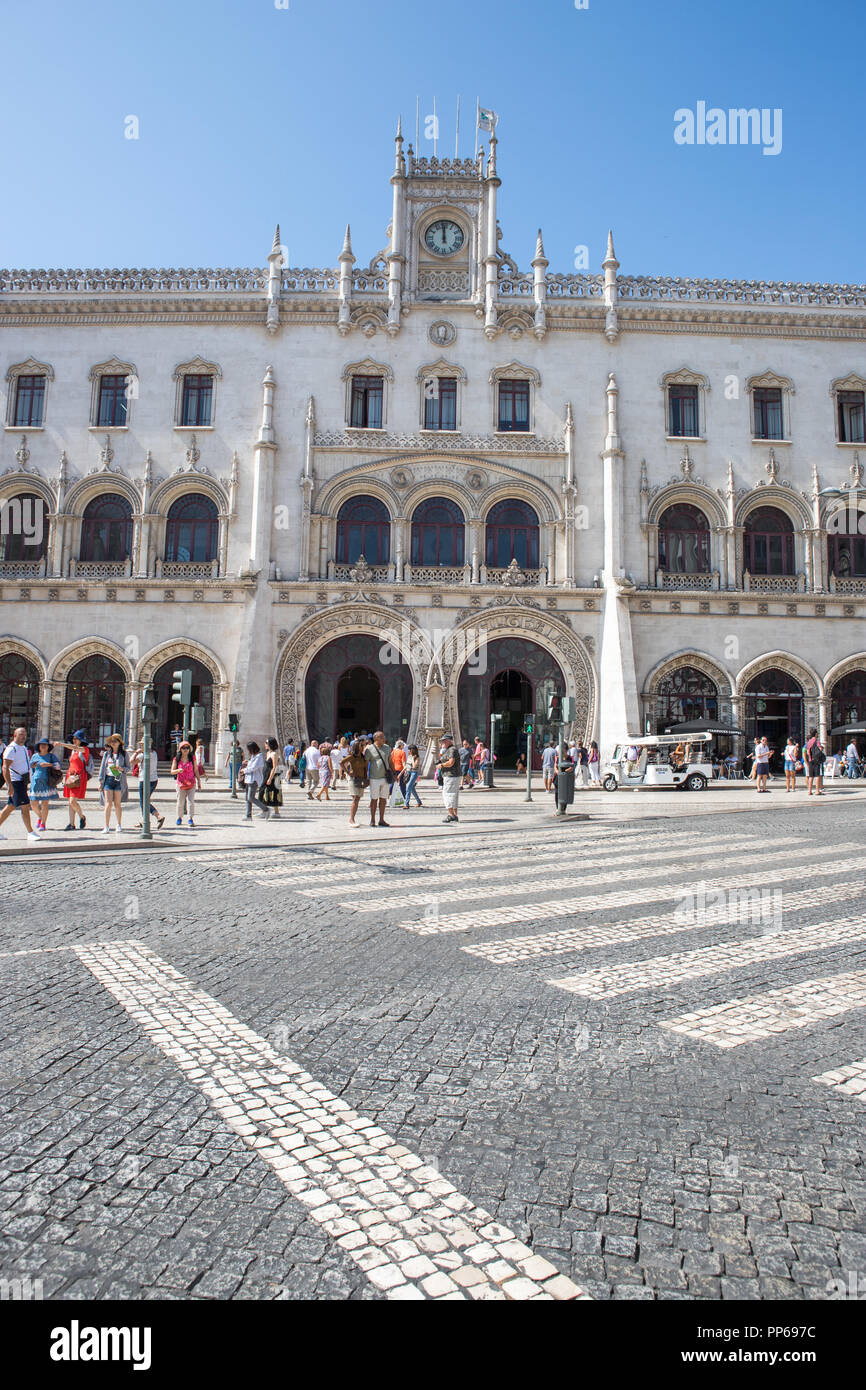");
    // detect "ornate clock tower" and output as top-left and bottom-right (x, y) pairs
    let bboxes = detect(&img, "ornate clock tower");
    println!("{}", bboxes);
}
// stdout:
(386, 119), (502, 336)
